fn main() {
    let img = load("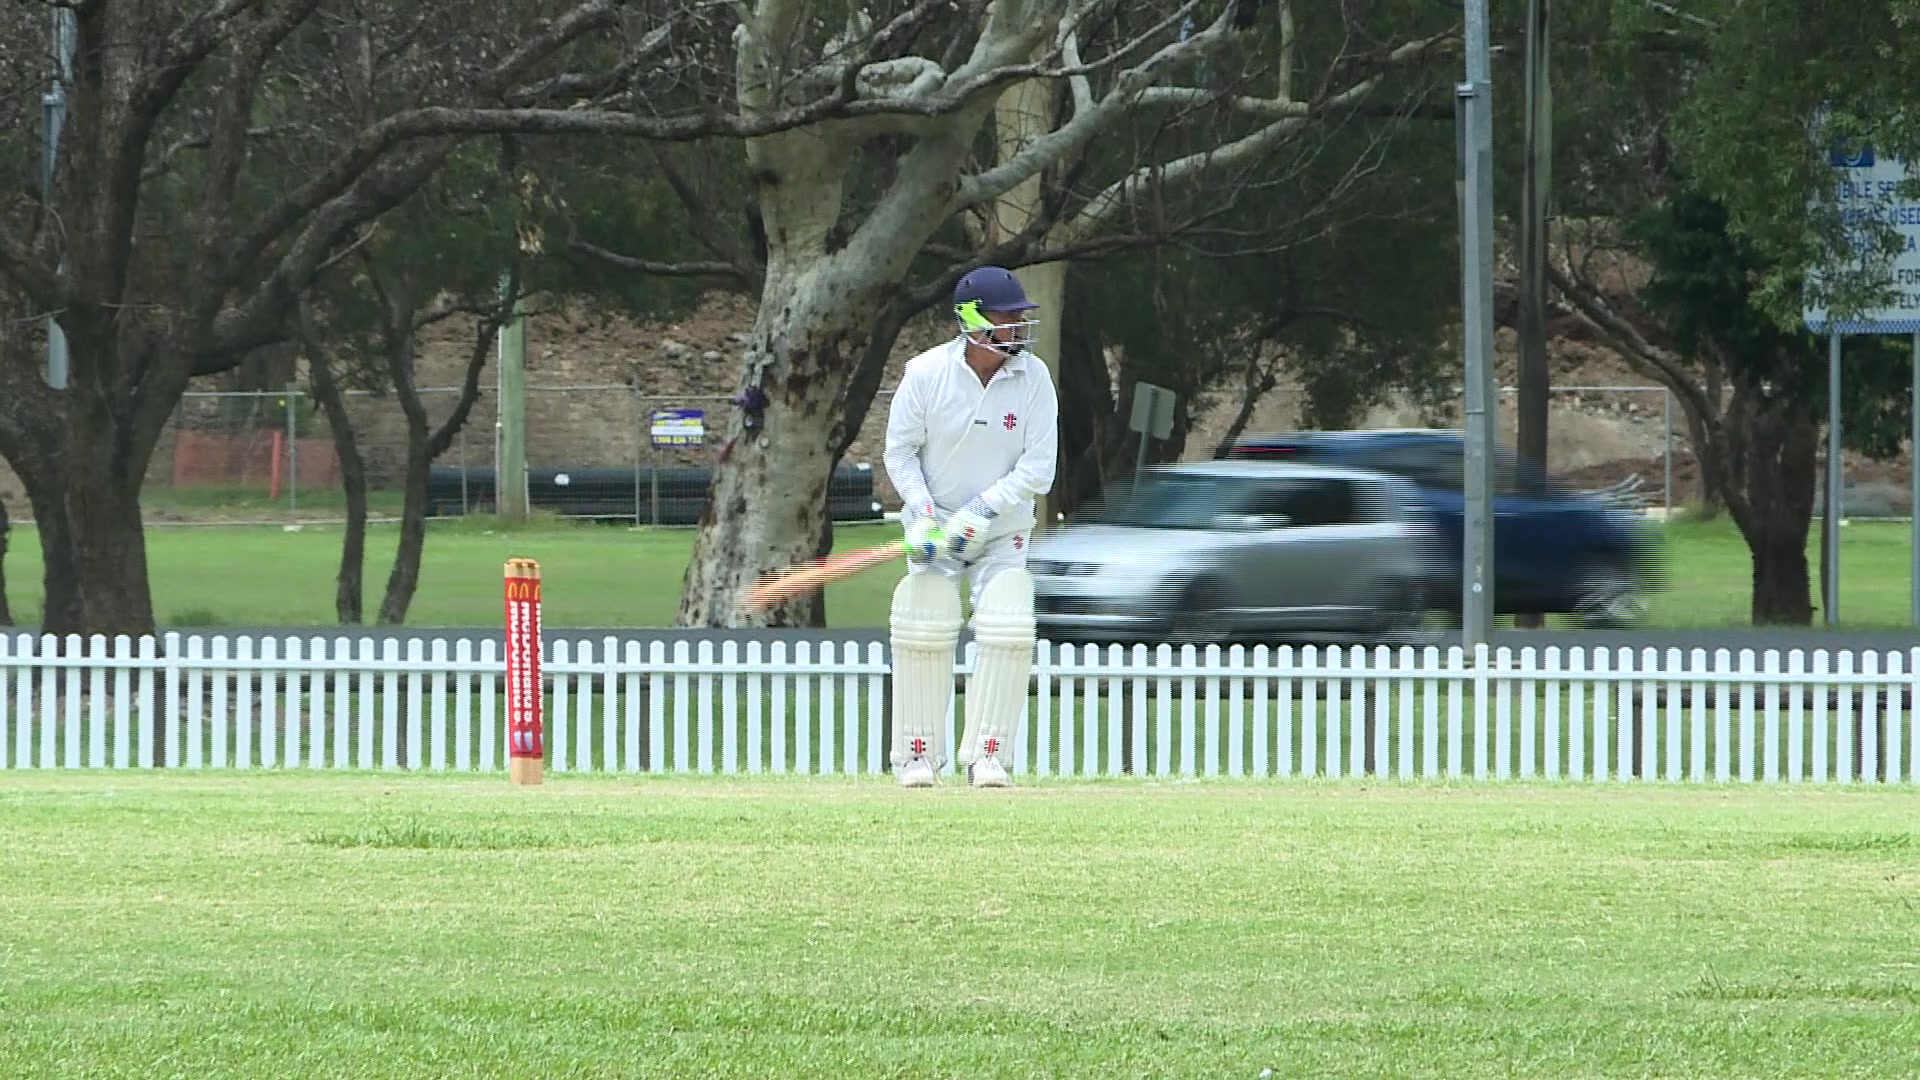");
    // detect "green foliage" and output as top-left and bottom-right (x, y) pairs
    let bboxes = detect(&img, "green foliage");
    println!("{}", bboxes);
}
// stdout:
(527, 138), (743, 325)
(1621, 1), (1920, 326)
(1068, 114), (1462, 434)
(1633, 188), (1912, 458)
